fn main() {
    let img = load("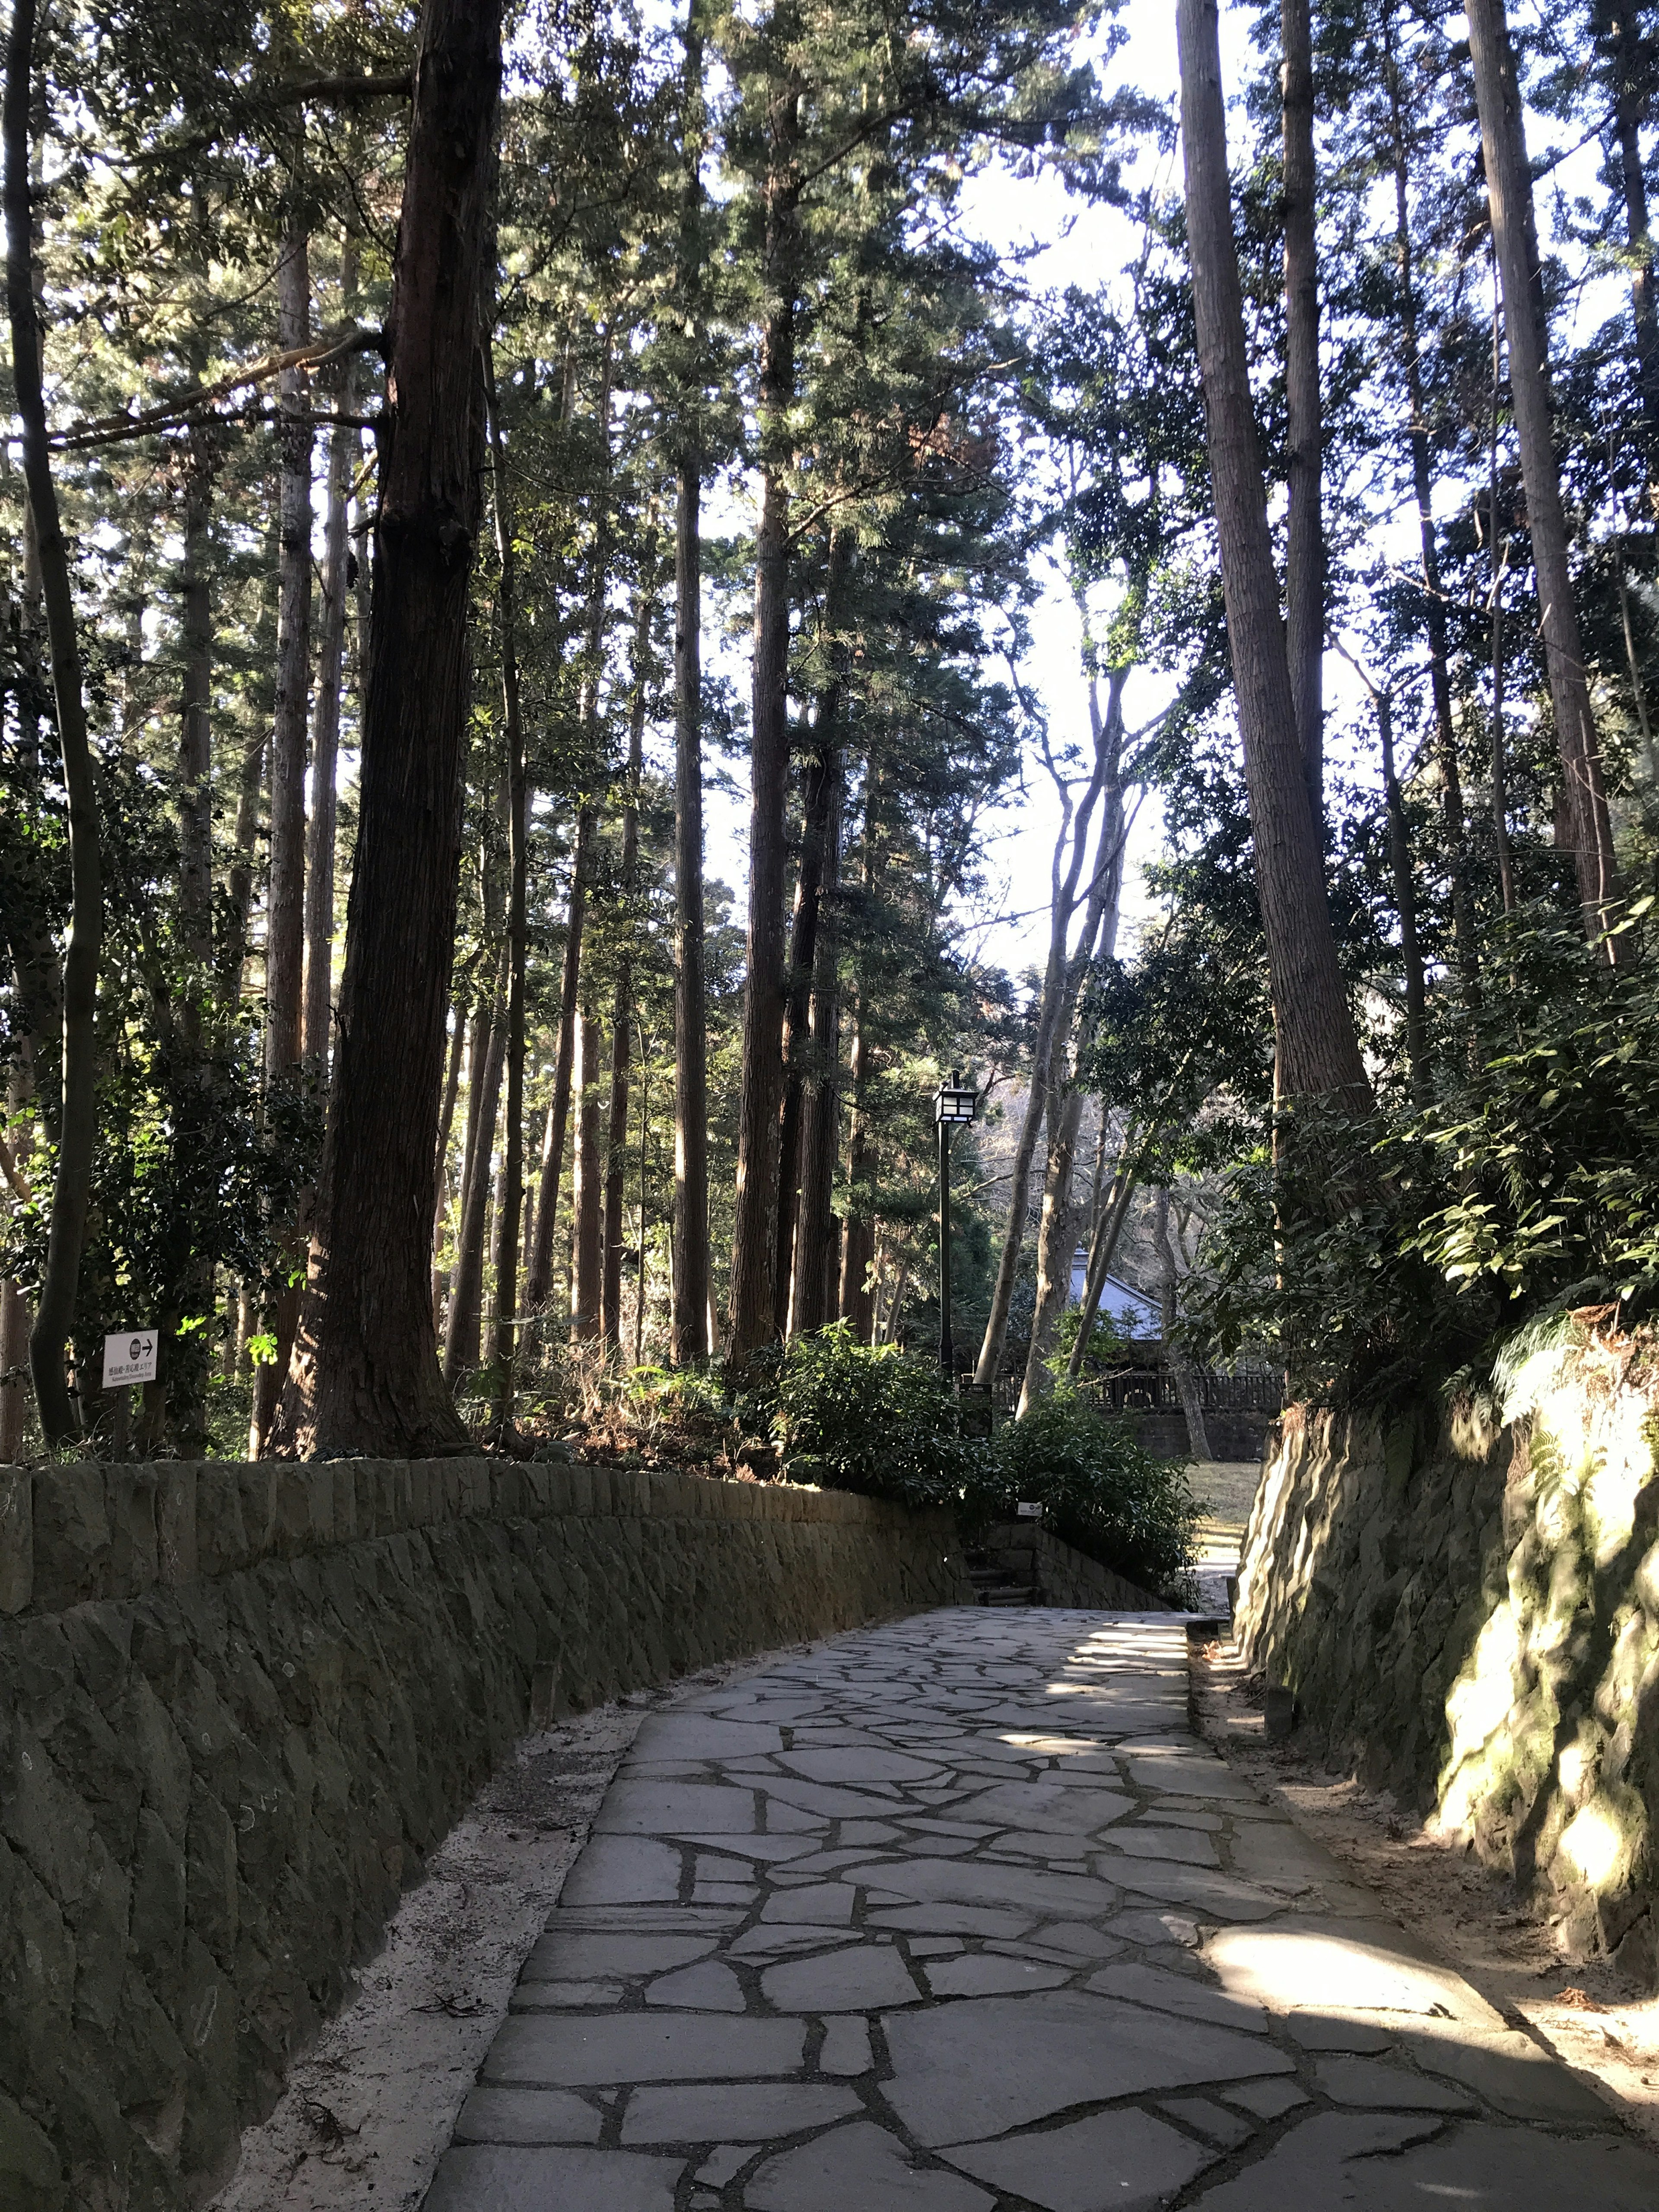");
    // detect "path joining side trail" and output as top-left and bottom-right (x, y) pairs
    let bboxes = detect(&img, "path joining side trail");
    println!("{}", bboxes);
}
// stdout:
(423, 1609), (1657, 2210)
